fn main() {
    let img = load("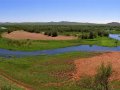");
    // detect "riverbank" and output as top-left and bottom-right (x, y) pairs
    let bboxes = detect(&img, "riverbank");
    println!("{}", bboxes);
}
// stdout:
(0, 36), (119, 51)
(0, 52), (100, 90)
(0, 52), (120, 90)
